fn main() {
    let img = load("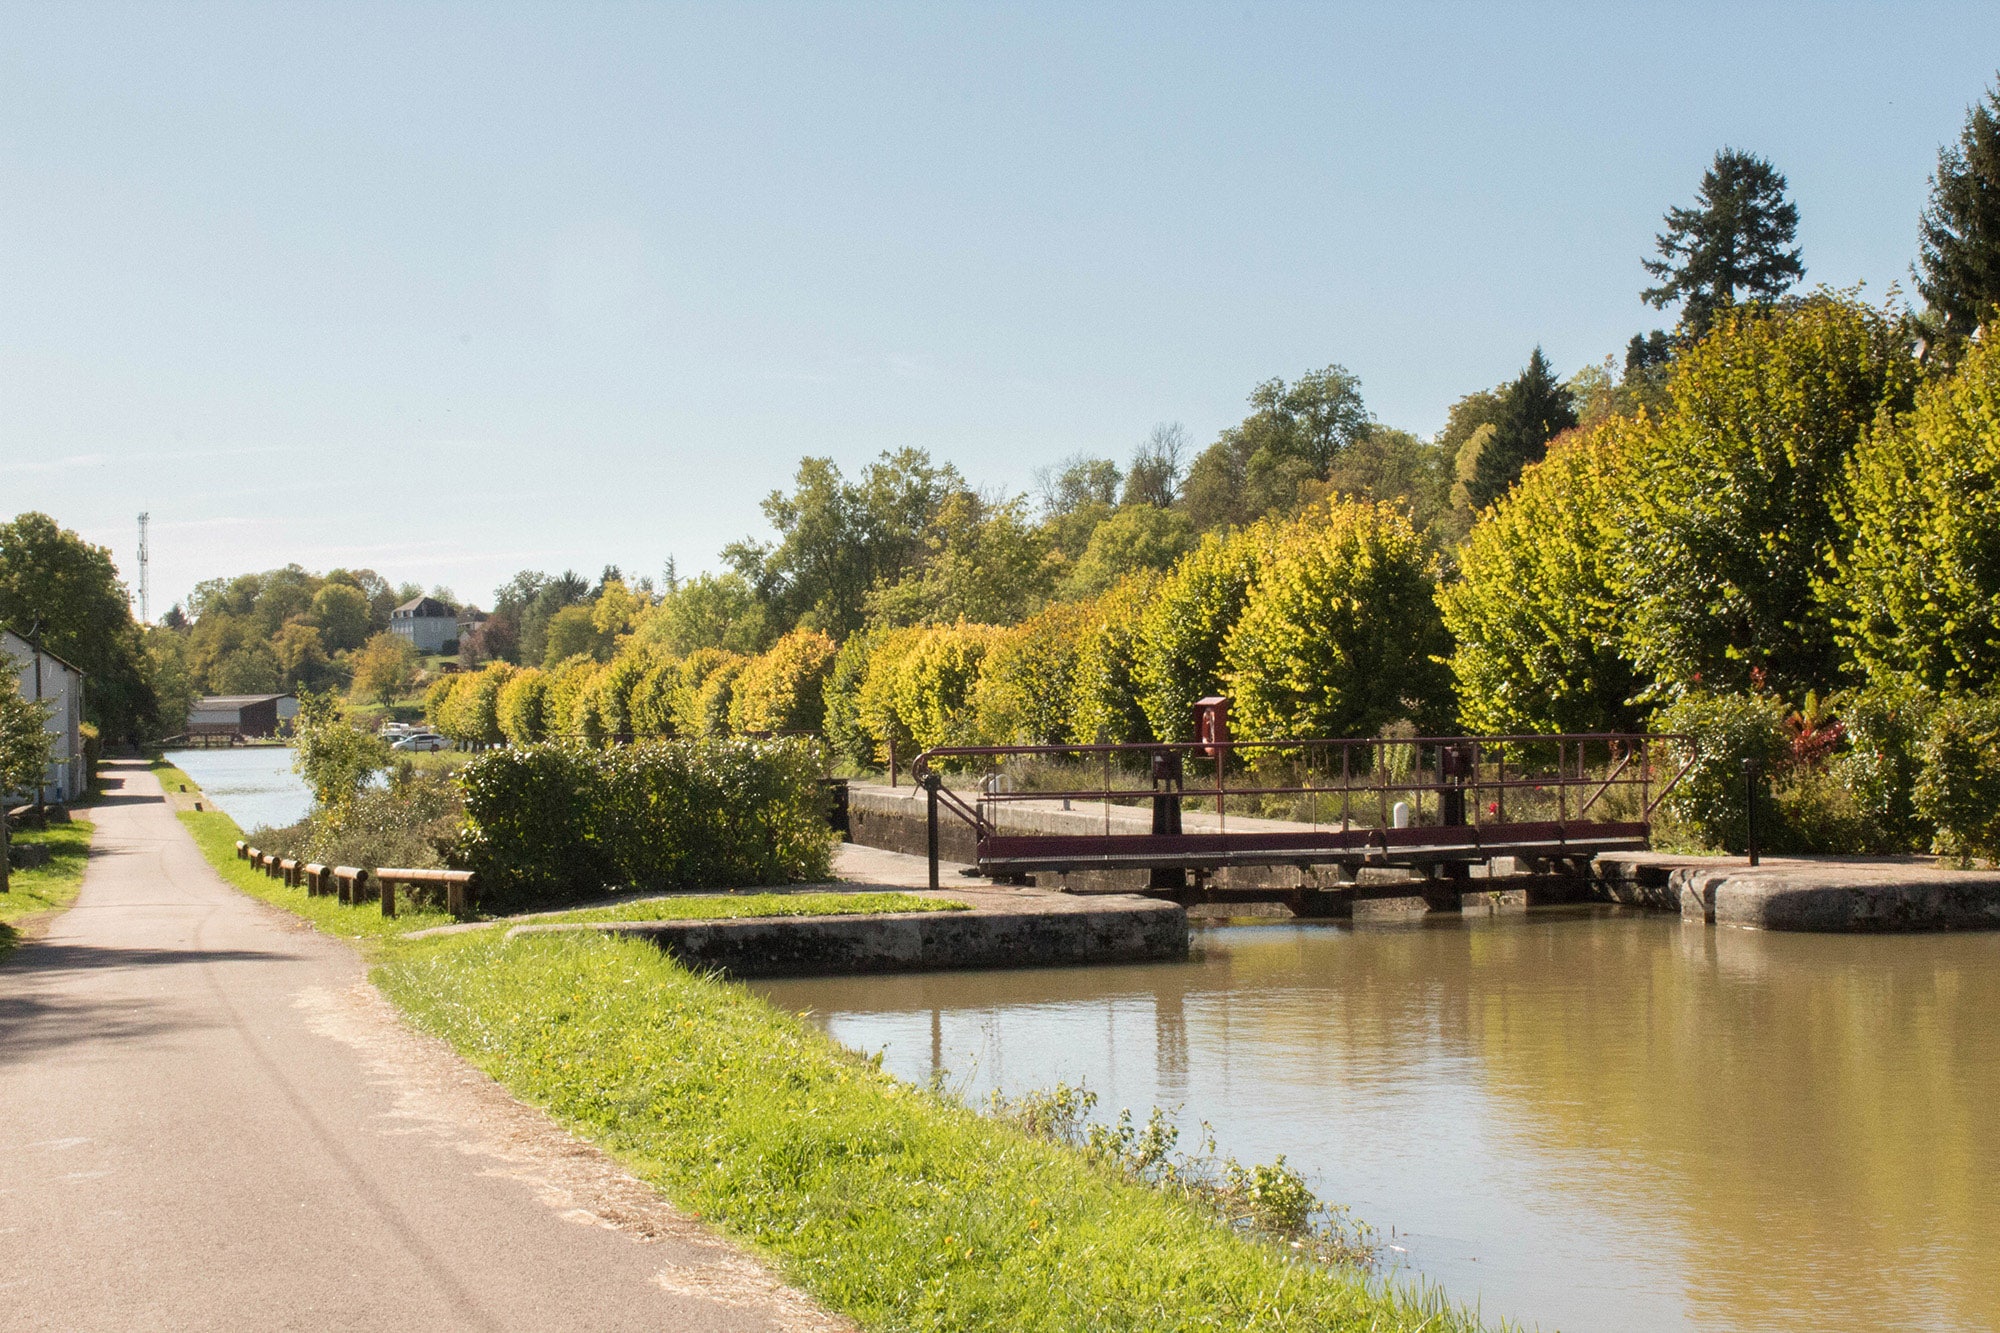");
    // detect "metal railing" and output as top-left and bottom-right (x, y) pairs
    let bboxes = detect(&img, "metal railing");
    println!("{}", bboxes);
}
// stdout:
(908, 734), (1694, 883)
